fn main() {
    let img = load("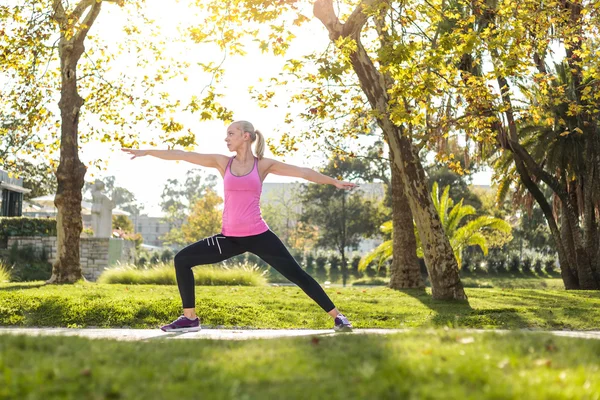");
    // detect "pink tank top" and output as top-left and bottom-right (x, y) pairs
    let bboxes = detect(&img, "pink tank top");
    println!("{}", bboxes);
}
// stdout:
(221, 156), (270, 237)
